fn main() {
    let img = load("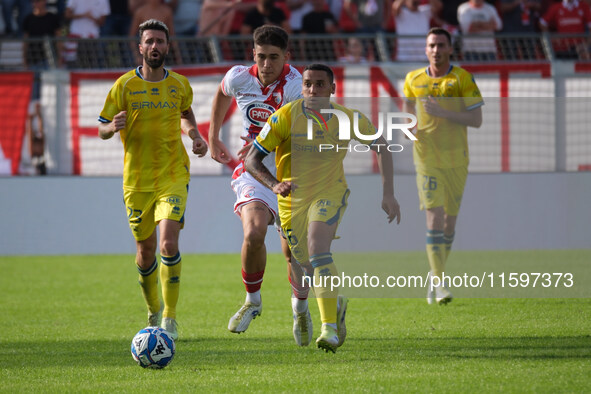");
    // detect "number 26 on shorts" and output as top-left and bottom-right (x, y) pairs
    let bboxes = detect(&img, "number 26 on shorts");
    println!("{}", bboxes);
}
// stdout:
(422, 175), (437, 191)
